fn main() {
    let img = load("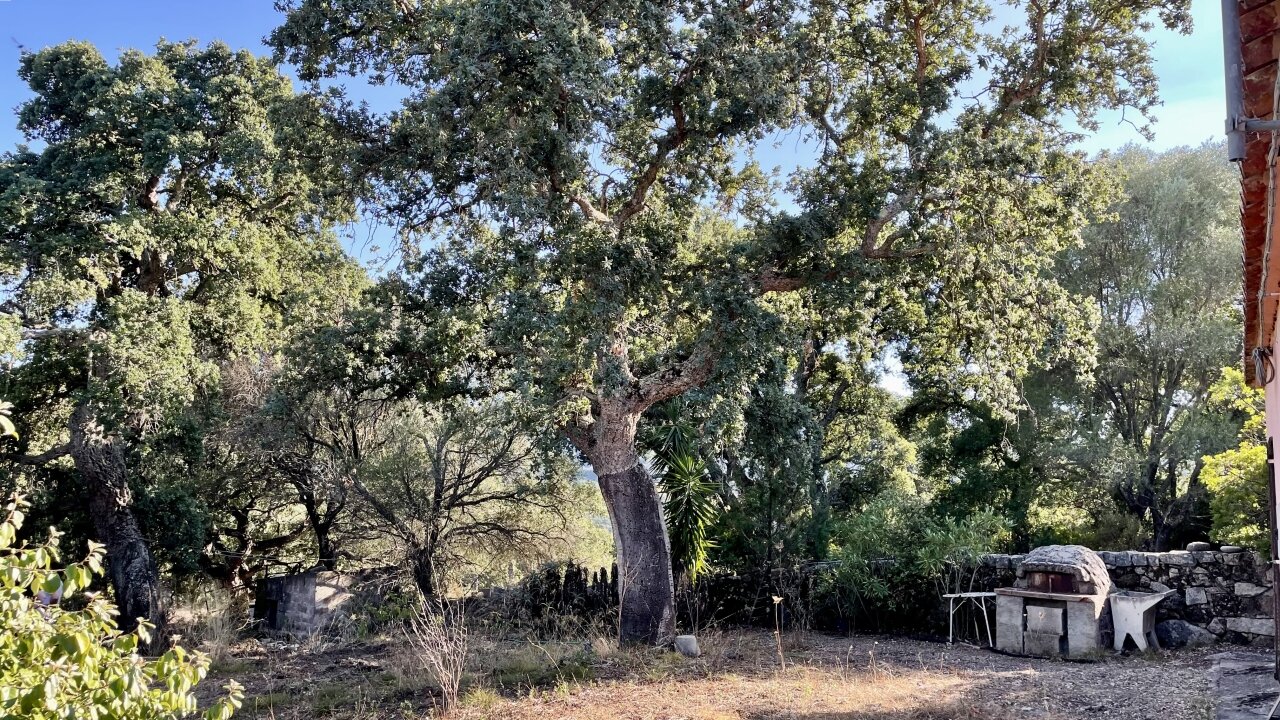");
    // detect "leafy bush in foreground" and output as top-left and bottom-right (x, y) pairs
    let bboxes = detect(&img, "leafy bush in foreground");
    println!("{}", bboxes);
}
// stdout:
(0, 495), (242, 719)
(1202, 368), (1271, 556)
(827, 491), (1008, 630)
